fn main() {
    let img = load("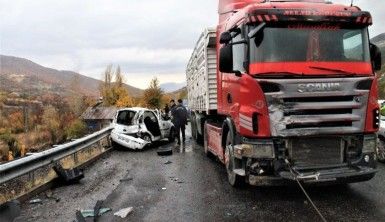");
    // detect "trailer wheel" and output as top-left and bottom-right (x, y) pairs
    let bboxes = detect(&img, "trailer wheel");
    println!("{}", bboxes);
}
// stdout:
(377, 137), (385, 163)
(225, 132), (245, 187)
(191, 114), (197, 141)
(191, 113), (203, 144)
(203, 123), (210, 156)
